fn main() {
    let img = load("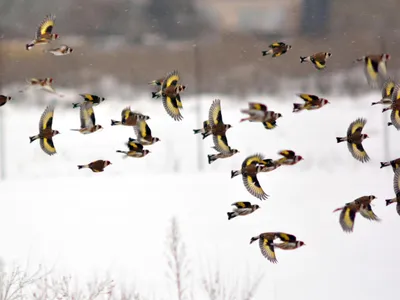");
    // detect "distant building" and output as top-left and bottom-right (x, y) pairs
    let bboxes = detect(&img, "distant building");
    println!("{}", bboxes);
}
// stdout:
(198, 0), (303, 35)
